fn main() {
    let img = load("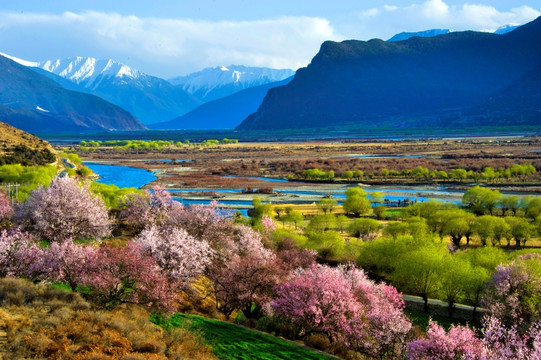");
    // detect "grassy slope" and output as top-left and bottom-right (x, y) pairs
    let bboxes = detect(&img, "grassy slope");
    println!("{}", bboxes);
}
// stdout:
(152, 313), (337, 360)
